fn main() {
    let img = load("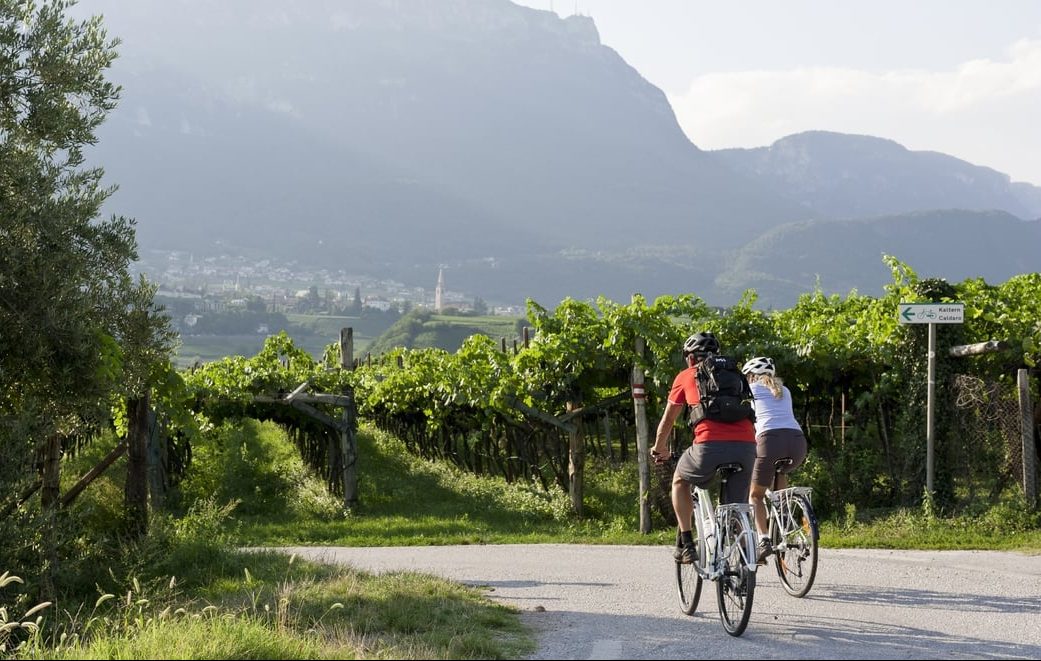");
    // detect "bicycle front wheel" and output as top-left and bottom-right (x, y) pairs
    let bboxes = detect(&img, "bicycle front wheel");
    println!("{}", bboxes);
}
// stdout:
(717, 517), (755, 636)
(676, 551), (702, 615)
(774, 494), (819, 598)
